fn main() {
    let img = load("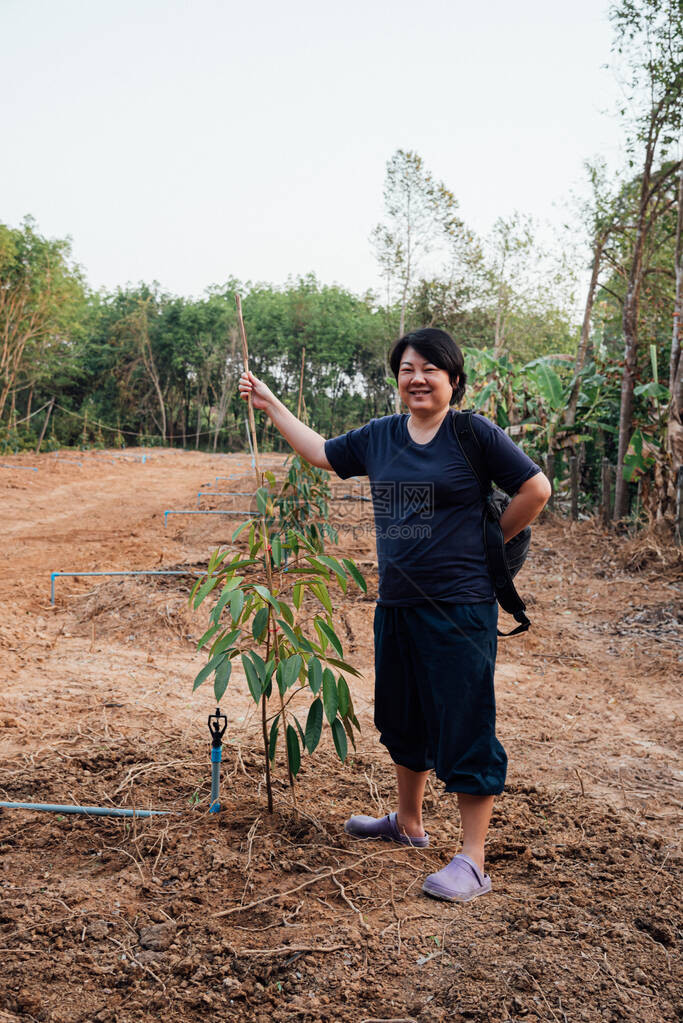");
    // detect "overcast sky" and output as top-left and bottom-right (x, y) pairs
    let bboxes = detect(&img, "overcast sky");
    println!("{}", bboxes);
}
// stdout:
(1, 0), (624, 299)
